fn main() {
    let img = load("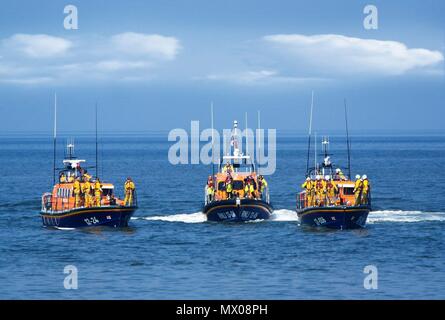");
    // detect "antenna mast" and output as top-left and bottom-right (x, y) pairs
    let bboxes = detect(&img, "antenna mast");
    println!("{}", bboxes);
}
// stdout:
(53, 93), (57, 185)
(95, 103), (98, 179)
(314, 132), (317, 175)
(306, 91), (314, 175)
(245, 112), (248, 156)
(211, 102), (214, 177)
(257, 110), (261, 175)
(344, 99), (351, 178)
